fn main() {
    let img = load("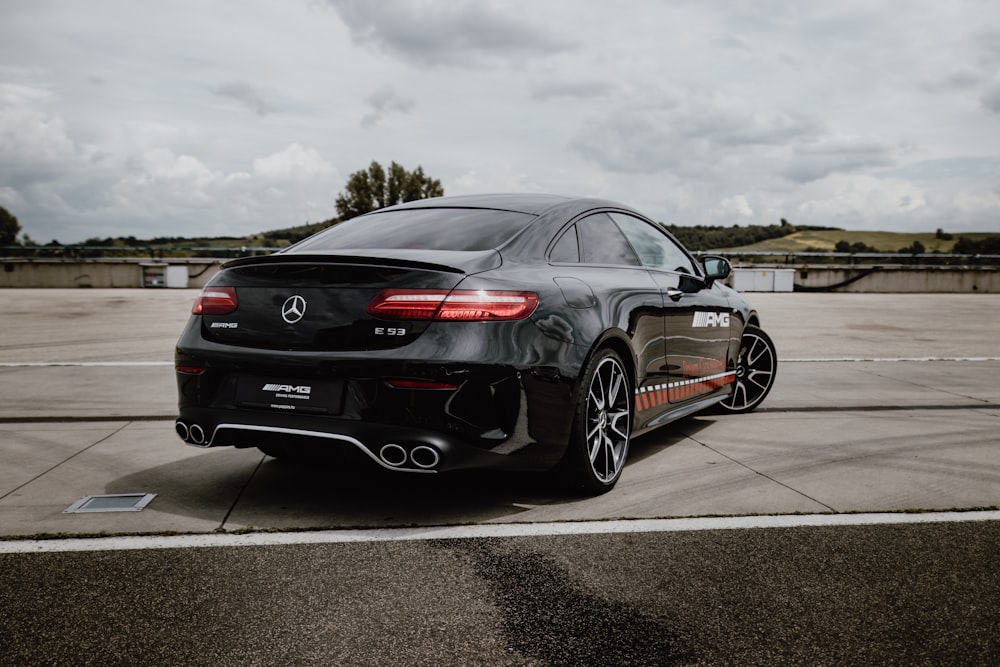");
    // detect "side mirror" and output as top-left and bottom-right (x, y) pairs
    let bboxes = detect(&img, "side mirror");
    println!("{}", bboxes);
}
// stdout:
(702, 256), (731, 284)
